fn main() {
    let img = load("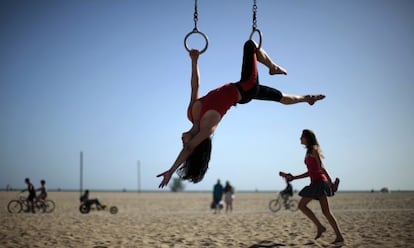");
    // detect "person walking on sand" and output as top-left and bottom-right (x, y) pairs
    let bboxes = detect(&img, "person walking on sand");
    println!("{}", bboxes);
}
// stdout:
(282, 129), (343, 244)
(157, 40), (326, 188)
(212, 179), (224, 214)
(223, 181), (235, 213)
